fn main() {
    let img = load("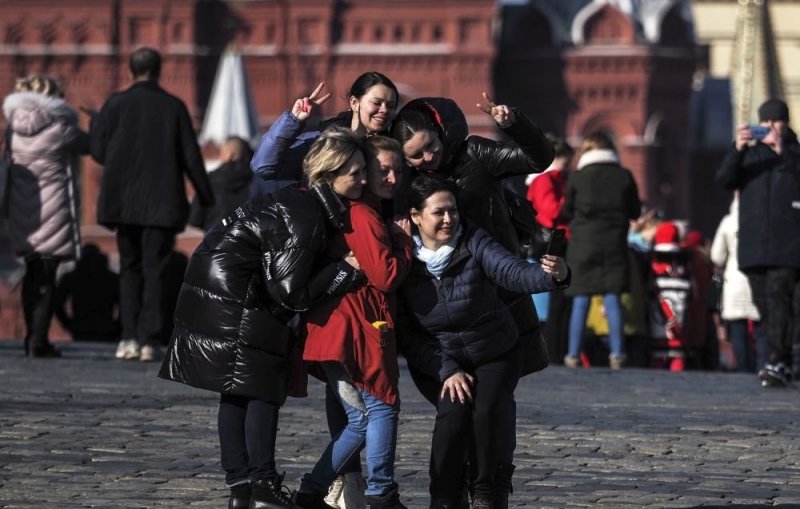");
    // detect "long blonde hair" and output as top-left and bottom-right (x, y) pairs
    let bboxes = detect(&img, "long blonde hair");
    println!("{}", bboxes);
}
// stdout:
(14, 75), (64, 98)
(578, 131), (616, 158)
(303, 127), (364, 186)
